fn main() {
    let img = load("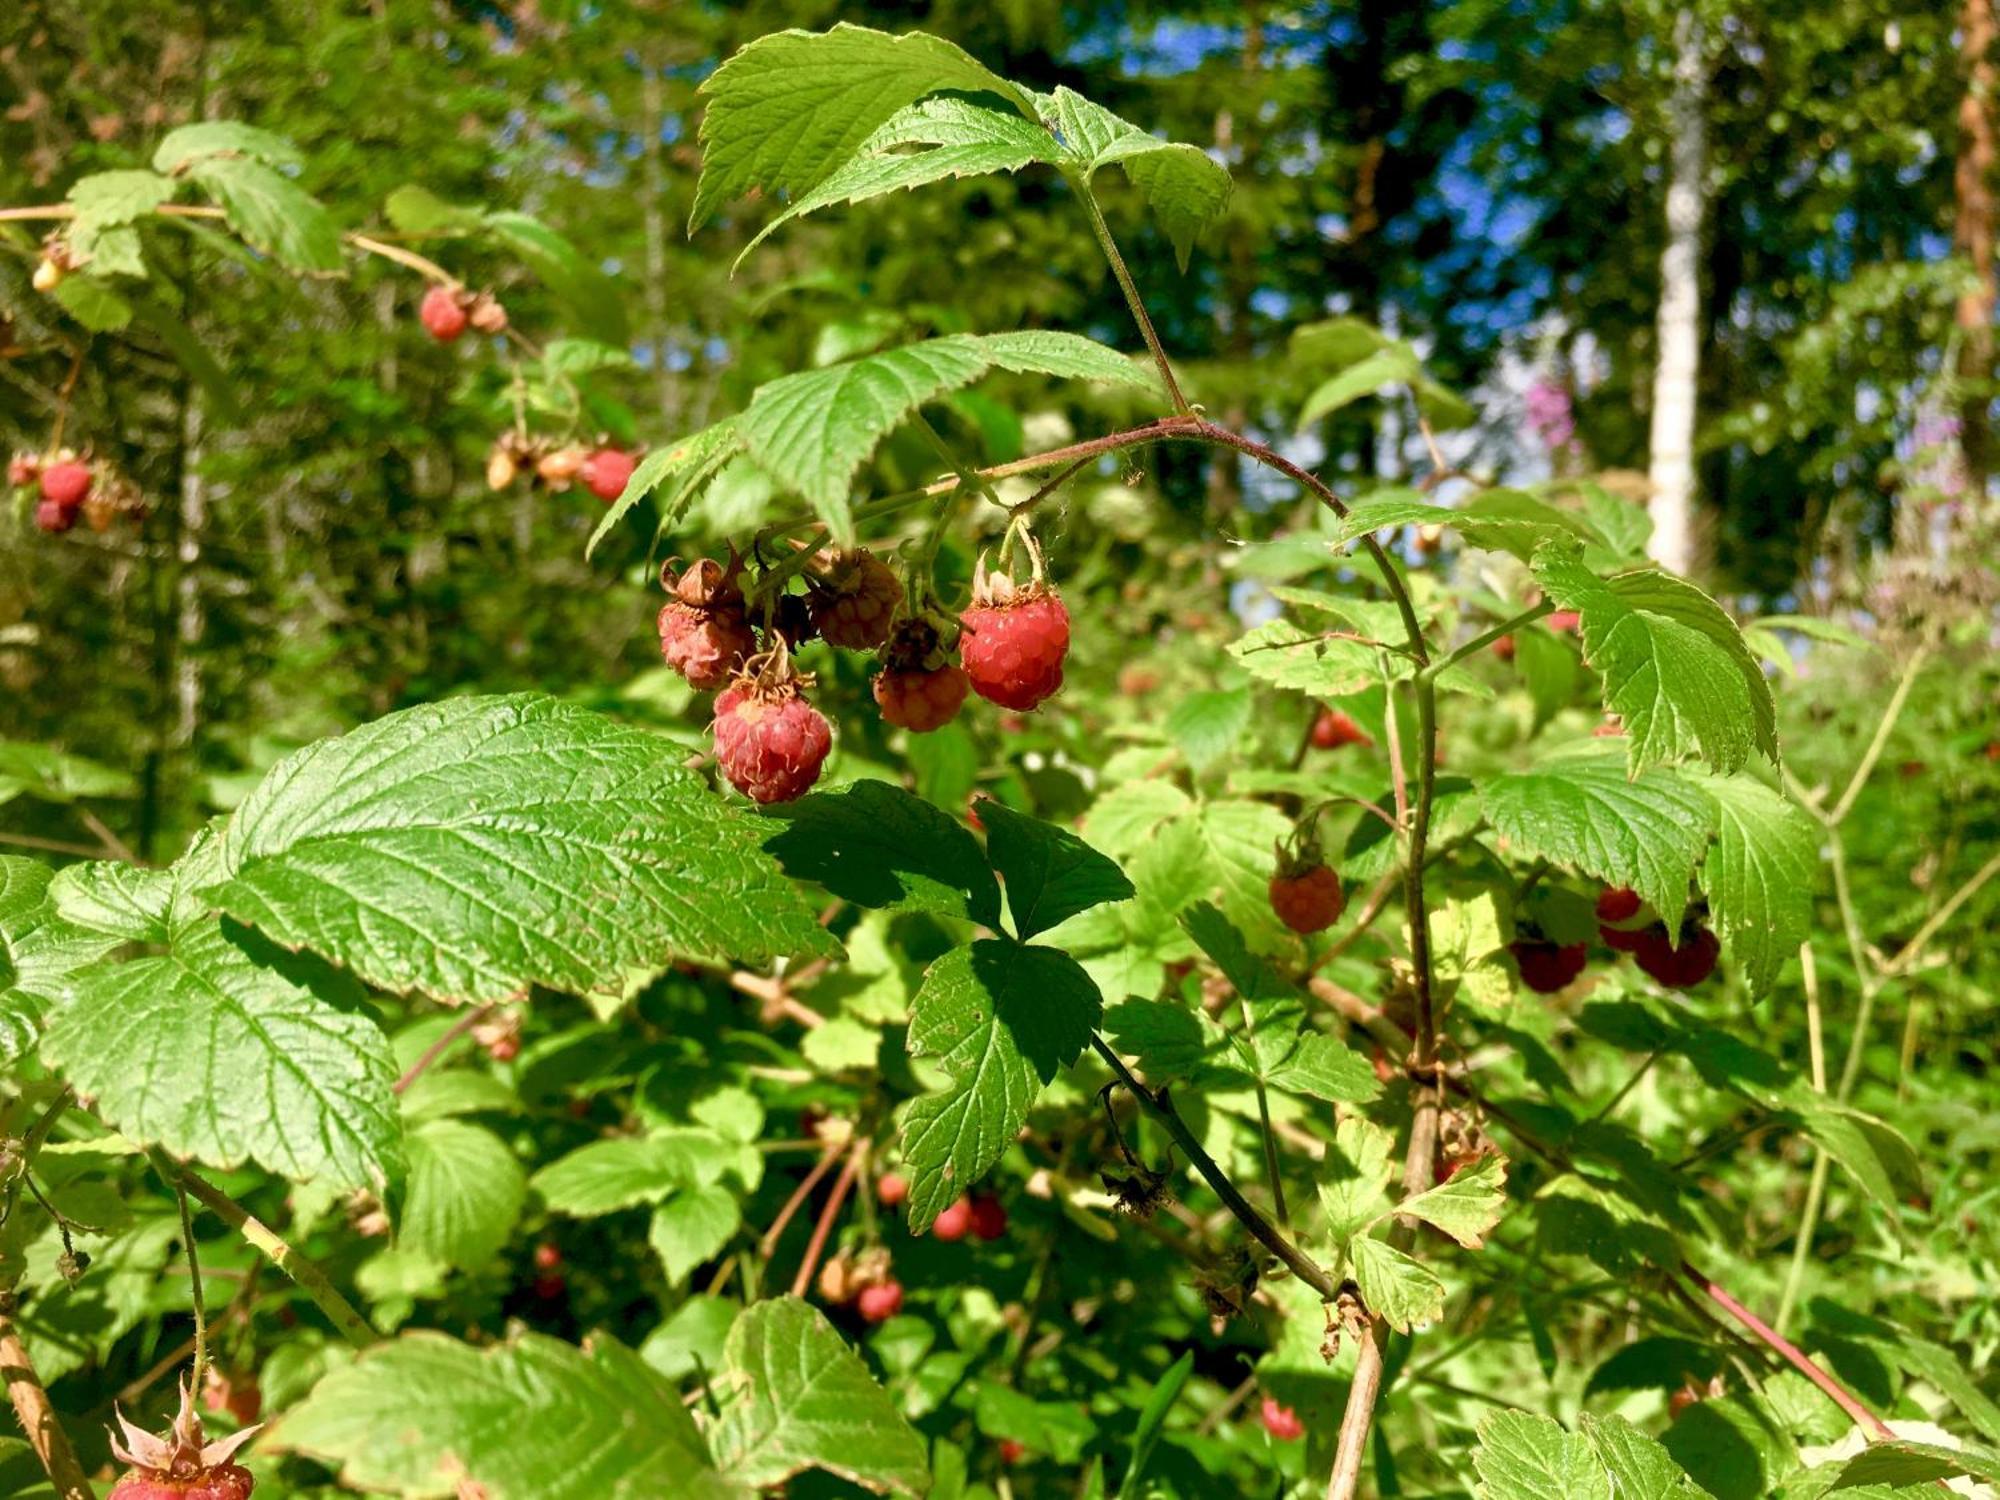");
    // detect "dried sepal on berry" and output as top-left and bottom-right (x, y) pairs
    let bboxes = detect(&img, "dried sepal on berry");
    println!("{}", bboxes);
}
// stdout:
(711, 648), (832, 803)
(107, 1377), (260, 1500)
(807, 547), (903, 651)
(658, 554), (758, 691)
(959, 540), (1070, 712)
